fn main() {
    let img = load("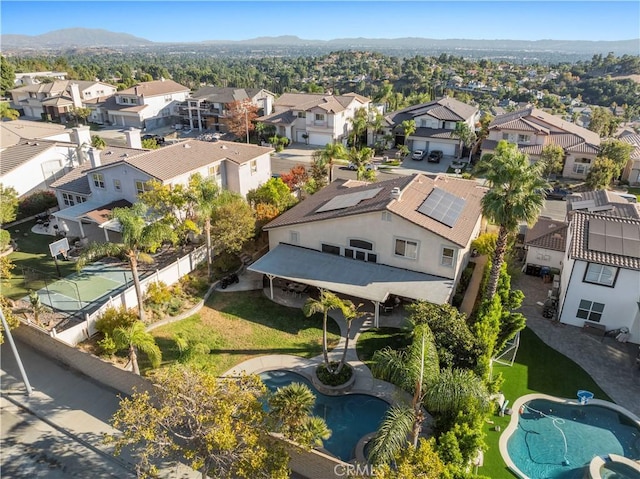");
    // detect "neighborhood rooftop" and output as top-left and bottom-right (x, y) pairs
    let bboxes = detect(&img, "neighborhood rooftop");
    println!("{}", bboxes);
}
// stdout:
(524, 218), (568, 252)
(118, 79), (190, 97)
(1, 119), (67, 148)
